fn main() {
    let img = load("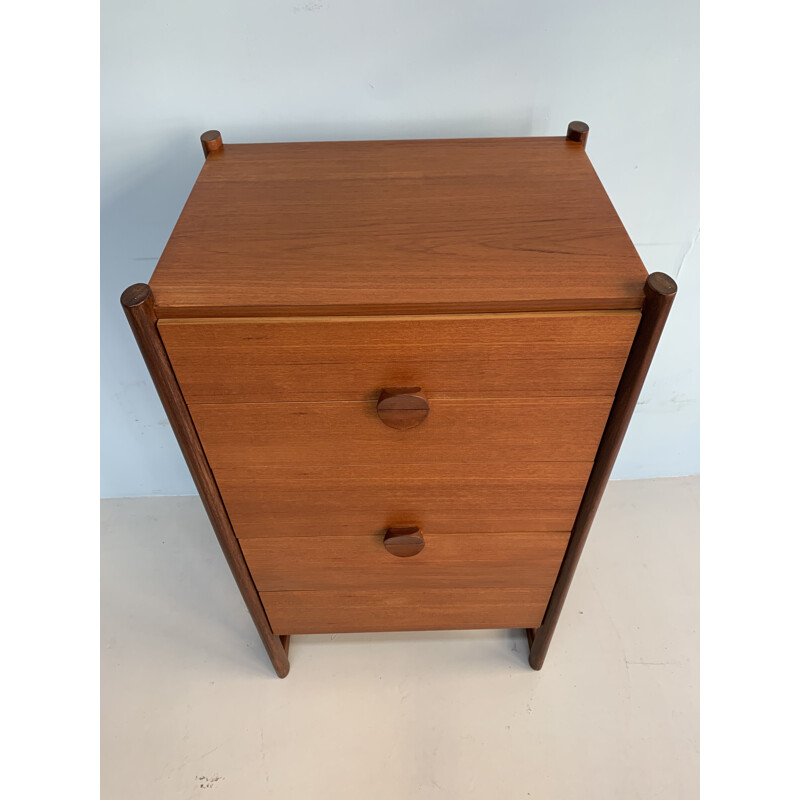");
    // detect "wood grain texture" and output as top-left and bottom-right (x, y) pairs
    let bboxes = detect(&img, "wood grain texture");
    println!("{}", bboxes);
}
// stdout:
(215, 461), (594, 538)
(262, 588), (551, 634)
(189, 397), (615, 469)
(148, 137), (647, 317)
(242, 531), (569, 591)
(529, 272), (678, 670)
(120, 284), (290, 678)
(158, 311), (639, 404)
